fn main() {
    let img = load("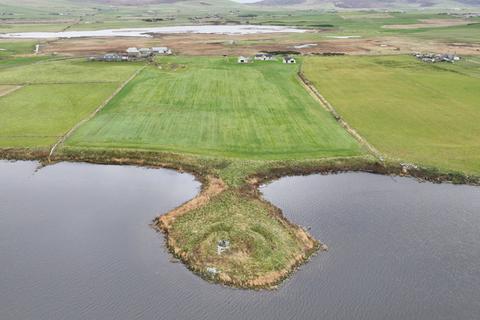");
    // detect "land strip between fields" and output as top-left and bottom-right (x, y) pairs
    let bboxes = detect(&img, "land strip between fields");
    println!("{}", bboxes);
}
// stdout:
(298, 72), (384, 160)
(155, 176), (227, 232)
(48, 66), (146, 161)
